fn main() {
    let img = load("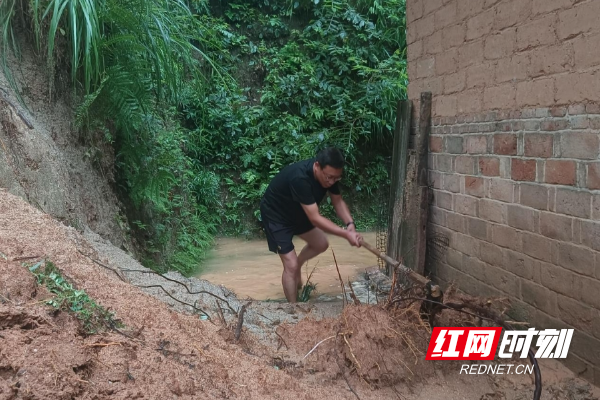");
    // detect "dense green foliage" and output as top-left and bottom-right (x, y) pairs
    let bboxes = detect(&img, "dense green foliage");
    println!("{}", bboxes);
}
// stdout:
(1, 0), (407, 275)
